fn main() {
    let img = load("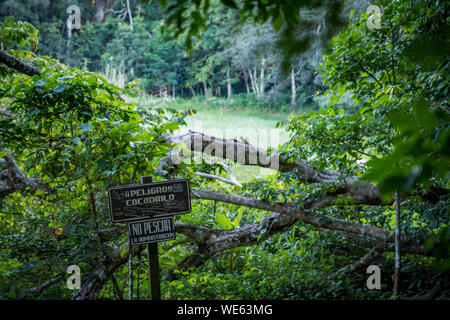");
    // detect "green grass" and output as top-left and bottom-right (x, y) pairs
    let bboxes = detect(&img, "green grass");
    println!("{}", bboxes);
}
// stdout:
(134, 95), (292, 182)
(182, 104), (290, 182)
(181, 106), (289, 149)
